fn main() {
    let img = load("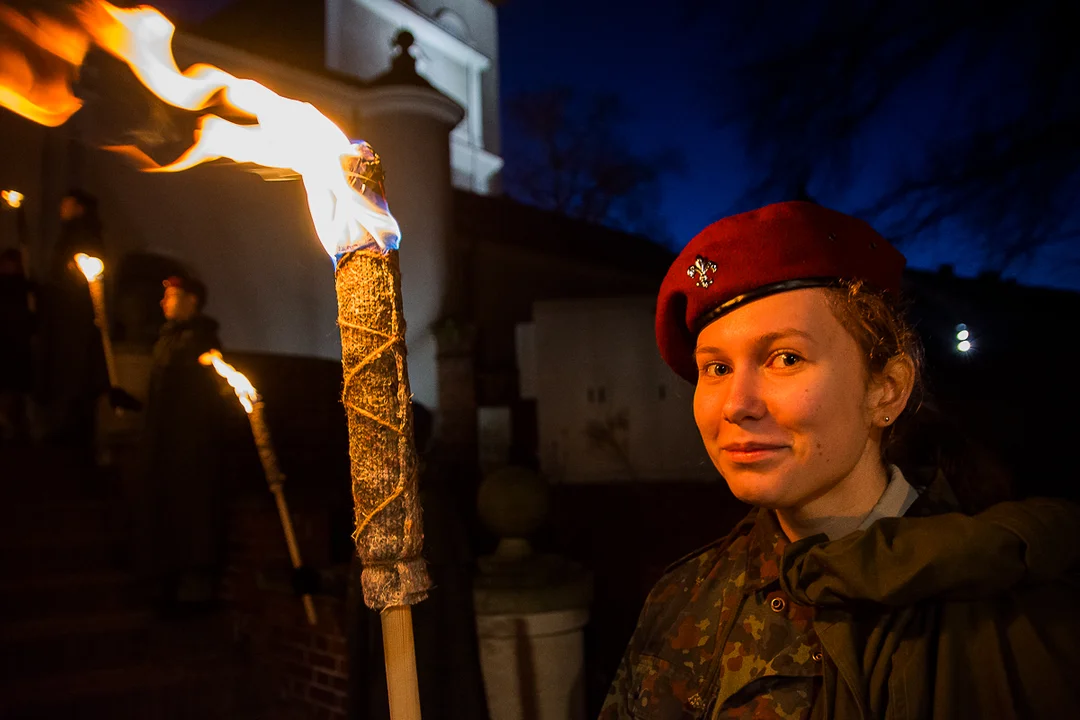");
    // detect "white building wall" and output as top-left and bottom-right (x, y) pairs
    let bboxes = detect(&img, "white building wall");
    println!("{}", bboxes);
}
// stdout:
(530, 297), (718, 483)
(406, 0), (500, 155)
(326, 0), (502, 193)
